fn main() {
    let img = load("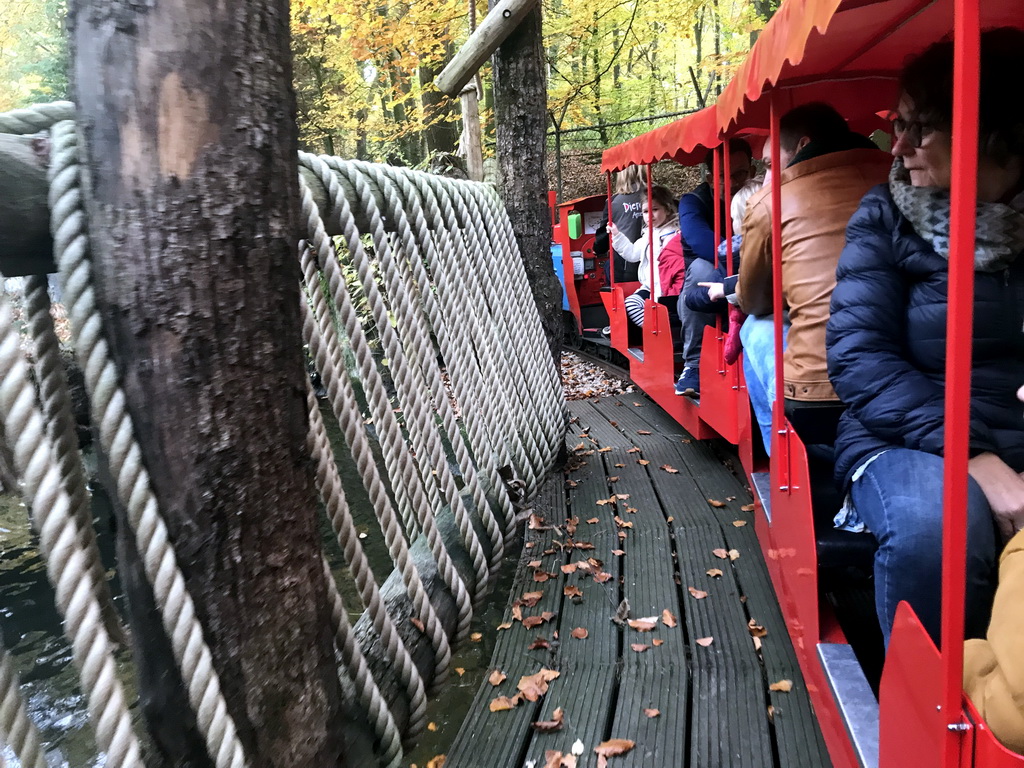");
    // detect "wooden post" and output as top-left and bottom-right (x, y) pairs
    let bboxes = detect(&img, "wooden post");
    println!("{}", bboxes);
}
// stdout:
(68, 0), (367, 764)
(435, 0), (540, 96)
(459, 84), (484, 182)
